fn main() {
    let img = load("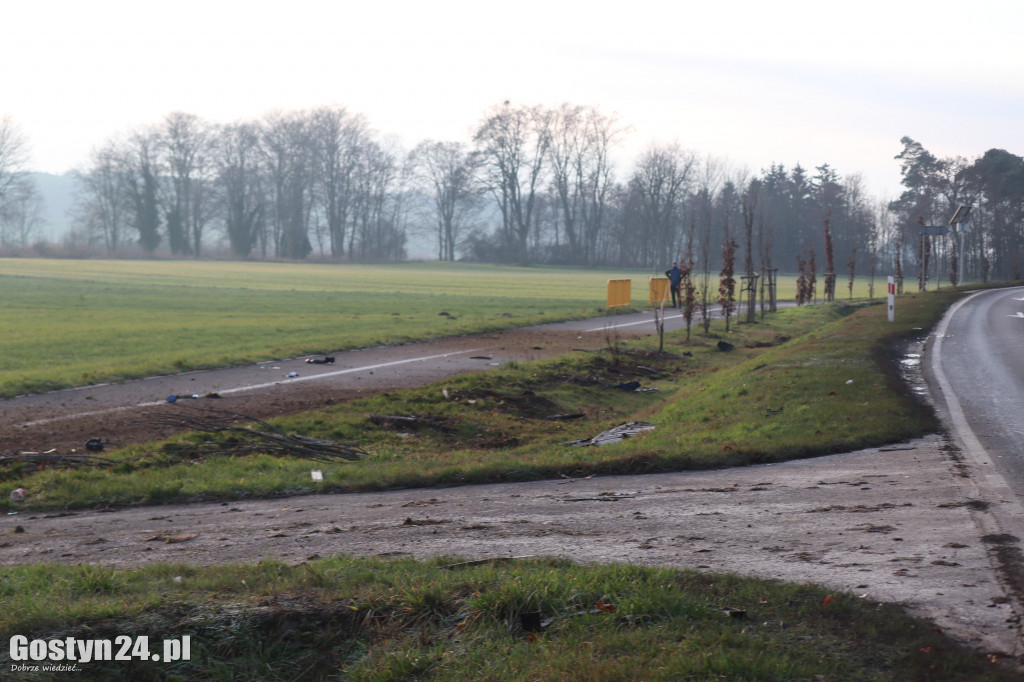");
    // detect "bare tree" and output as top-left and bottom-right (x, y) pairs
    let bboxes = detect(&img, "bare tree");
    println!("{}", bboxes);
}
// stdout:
(0, 116), (31, 215)
(546, 104), (622, 265)
(410, 140), (479, 261)
(262, 111), (315, 259)
(0, 180), (44, 246)
(311, 106), (370, 259)
(0, 116), (40, 245)
(348, 139), (407, 261)
(161, 112), (214, 256)
(212, 122), (265, 258)
(72, 142), (129, 252)
(474, 102), (552, 265)
(740, 176), (760, 277)
(120, 128), (163, 254)
(628, 142), (696, 265)
(694, 154), (724, 333)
